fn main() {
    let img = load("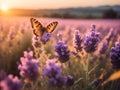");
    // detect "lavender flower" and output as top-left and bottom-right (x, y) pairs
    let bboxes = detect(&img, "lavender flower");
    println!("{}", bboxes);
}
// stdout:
(43, 59), (74, 87)
(43, 59), (68, 87)
(32, 32), (52, 48)
(0, 74), (22, 90)
(40, 32), (52, 44)
(42, 59), (61, 78)
(83, 25), (100, 53)
(48, 76), (66, 87)
(99, 40), (108, 54)
(110, 41), (120, 69)
(7, 26), (16, 40)
(73, 30), (82, 53)
(43, 59), (65, 87)
(32, 36), (41, 48)
(18, 24), (25, 34)
(65, 75), (74, 86)
(48, 75), (74, 87)
(23, 50), (33, 60)
(54, 41), (70, 63)
(18, 50), (39, 83)
(104, 28), (113, 43)
(57, 33), (63, 41)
